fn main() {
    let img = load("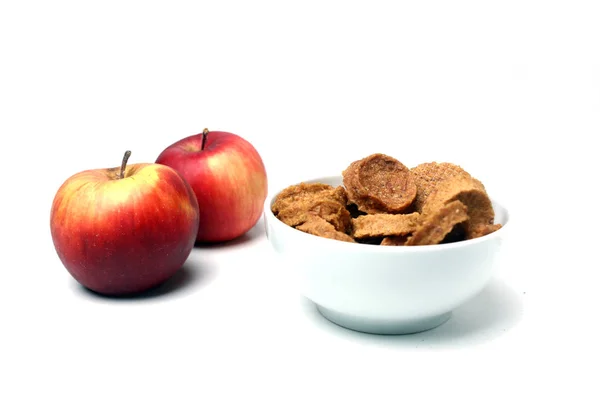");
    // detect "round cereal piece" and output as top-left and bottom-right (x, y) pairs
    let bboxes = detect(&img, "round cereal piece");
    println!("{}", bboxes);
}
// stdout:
(410, 162), (484, 212)
(405, 200), (469, 246)
(277, 198), (351, 233)
(467, 223), (502, 240)
(296, 215), (355, 243)
(343, 160), (389, 214)
(342, 160), (362, 201)
(331, 185), (349, 206)
(271, 182), (334, 214)
(350, 212), (420, 239)
(355, 154), (417, 213)
(423, 175), (495, 235)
